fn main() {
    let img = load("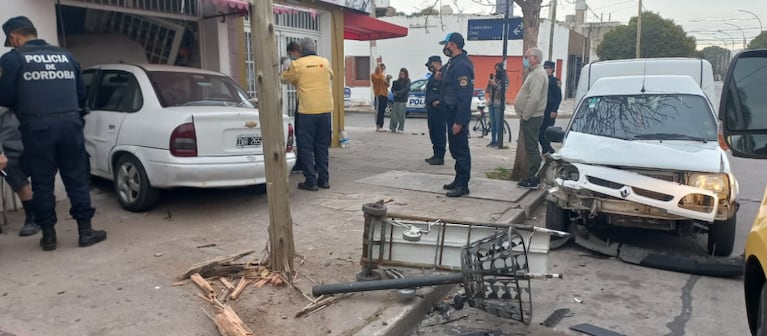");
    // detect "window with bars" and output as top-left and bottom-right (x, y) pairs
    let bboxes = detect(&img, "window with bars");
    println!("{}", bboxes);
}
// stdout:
(244, 31), (257, 97)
